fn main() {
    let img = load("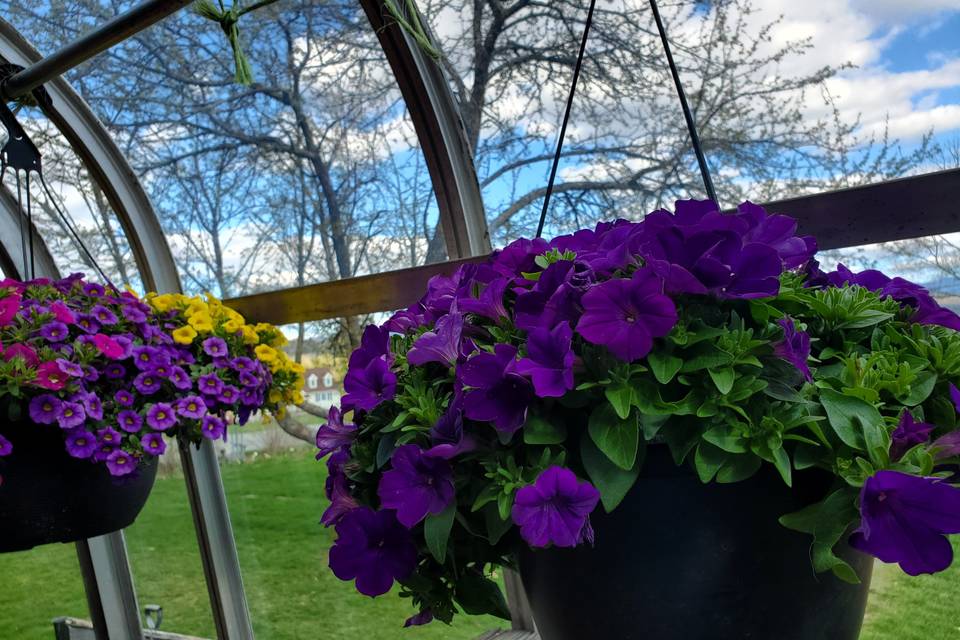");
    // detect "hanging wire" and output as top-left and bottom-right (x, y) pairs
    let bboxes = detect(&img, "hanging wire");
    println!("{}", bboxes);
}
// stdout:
(648, 0), (718, 204)
(38, 173), (114, 286)
(535, 0), (598, 239)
